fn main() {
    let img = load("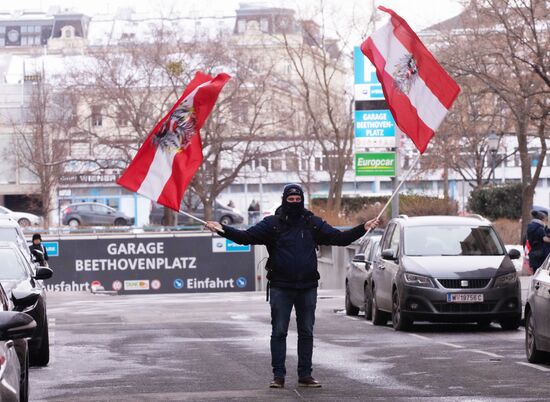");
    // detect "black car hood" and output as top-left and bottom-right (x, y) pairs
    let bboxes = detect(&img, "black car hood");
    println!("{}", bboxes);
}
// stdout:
(402, 255), (515, 279)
